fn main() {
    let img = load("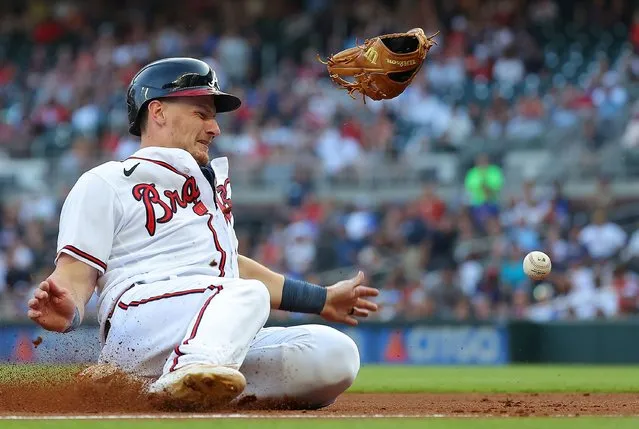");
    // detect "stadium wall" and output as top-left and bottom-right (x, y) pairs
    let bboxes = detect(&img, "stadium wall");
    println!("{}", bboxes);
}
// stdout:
(509, 320), (639, 364)
(0, 320), (637, 365)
